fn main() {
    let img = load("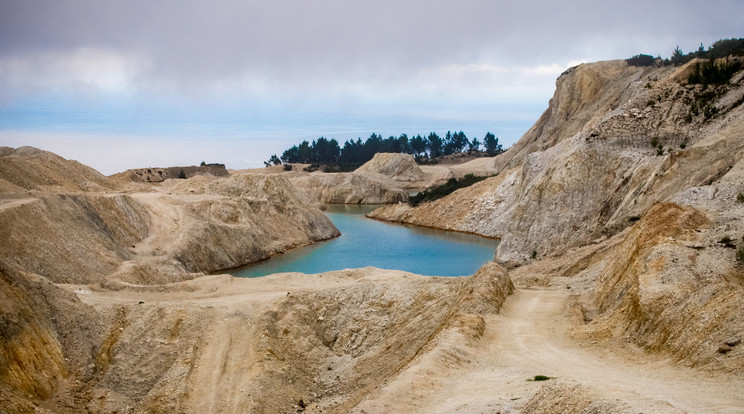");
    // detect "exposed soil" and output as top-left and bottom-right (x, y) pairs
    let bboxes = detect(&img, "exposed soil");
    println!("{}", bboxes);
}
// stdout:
(353, 287), (744, 413)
